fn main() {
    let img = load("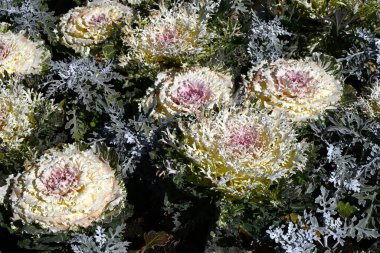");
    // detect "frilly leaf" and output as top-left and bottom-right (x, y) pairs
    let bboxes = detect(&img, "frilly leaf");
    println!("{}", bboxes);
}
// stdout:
(309, 52), (343, 77)
(142, 230), (172, 252)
